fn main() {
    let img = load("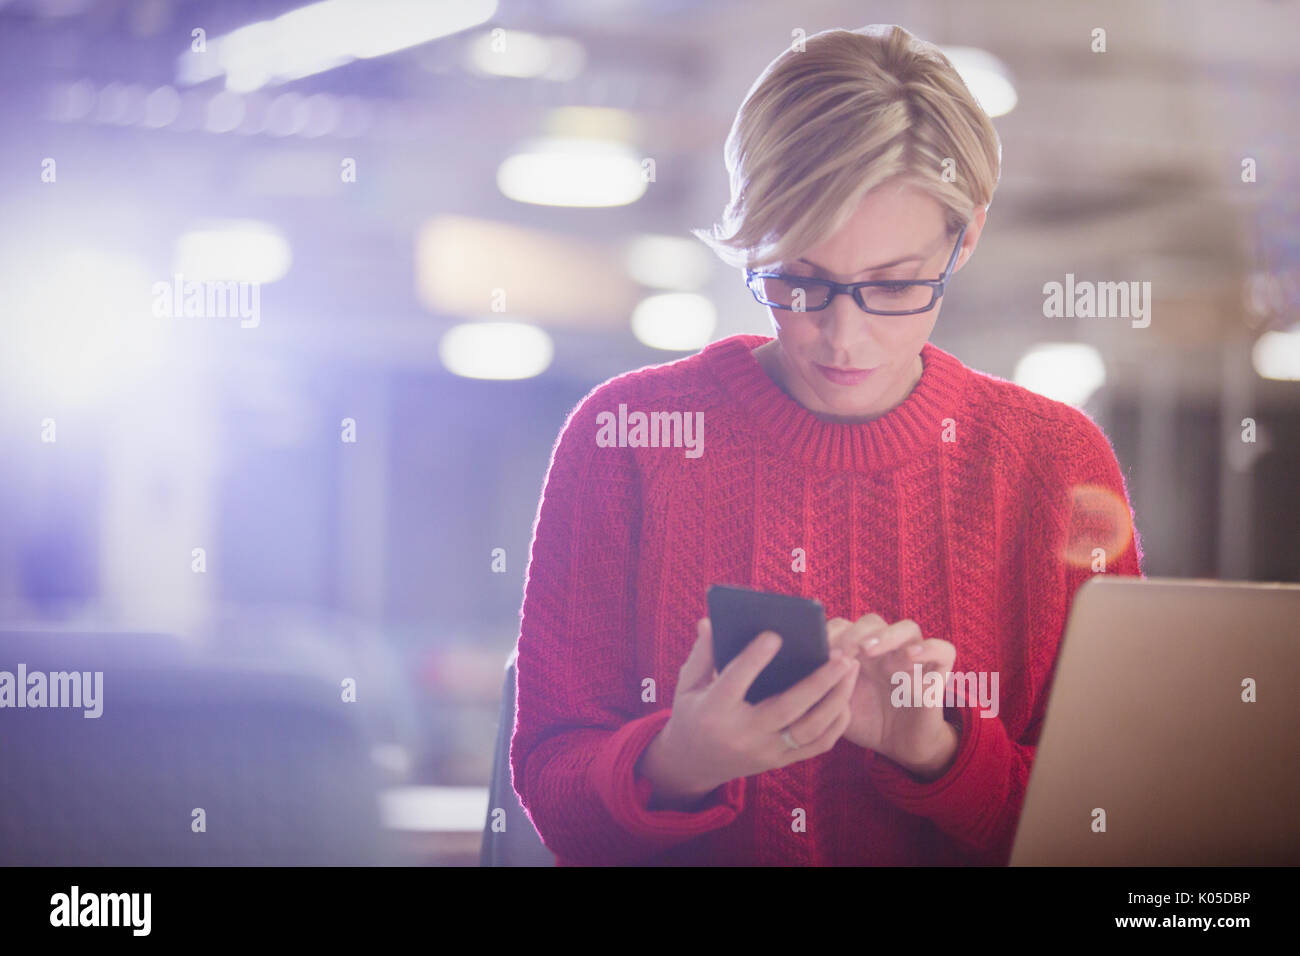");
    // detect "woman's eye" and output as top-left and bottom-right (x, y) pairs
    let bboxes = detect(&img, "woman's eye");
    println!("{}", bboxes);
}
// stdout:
(877, 282), (912, 296)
